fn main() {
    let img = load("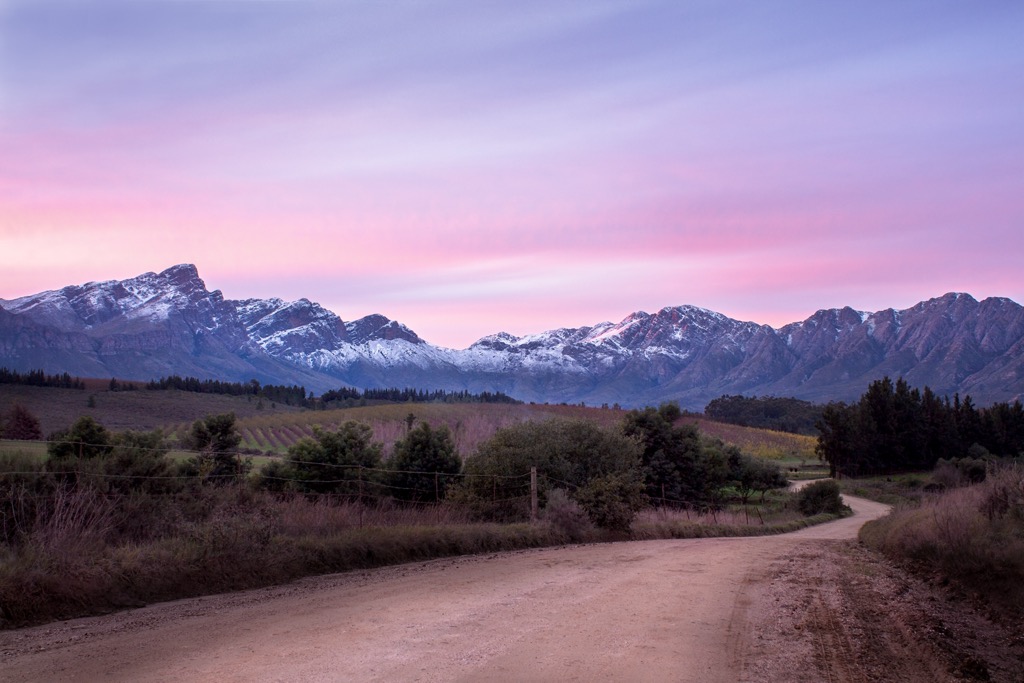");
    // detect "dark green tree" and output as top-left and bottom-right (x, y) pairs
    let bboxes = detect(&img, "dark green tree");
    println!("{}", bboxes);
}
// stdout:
(815, 402), (858, 478)
(388, 422), (461, 502)
(622, 403), (726, 506)
(265, 421), (383, 495)
(46, 416), (113, 460)
(183, 413), (246, 483)
(459, 418), (643, 522)
(728, 450), (788, 504)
